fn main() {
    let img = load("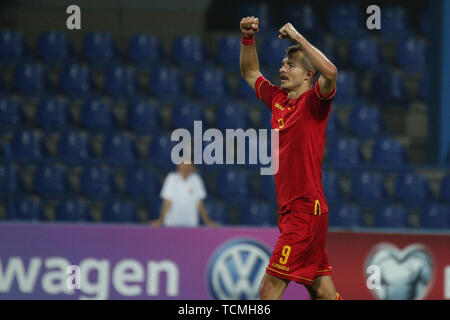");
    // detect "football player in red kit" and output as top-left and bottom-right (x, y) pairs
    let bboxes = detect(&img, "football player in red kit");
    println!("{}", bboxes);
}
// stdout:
(240, 16), (343, 300)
